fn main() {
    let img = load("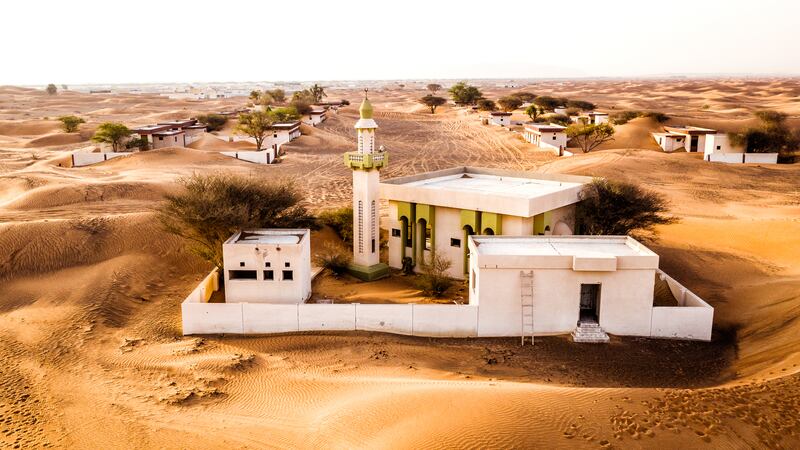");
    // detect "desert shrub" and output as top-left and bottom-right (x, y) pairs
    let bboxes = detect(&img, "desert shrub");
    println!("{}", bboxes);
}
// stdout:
(511, 91), (537, 102)
(610, 110), (641, 125)
(477, 99), (496, 111)
(566, 100), (595, 111)
(415, 252), (454, 297)
(729, 110), (797, 155)
(157, 173), (316, 269)
(533, 96), (566, 111)
(125, 136), (148, 151)
(576, 178), (677, 240)
(58, 115), (85, 133)
(314, 243), (351, 277)
(197, 114), (227, 132)
(642, 111), (670, 123)
(497, 95), (524, 112)
(547, 114), (573, 127)
(317, 207), (353, 245)
(270, 106), (301, 122)
(46, 84), (57, 95)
